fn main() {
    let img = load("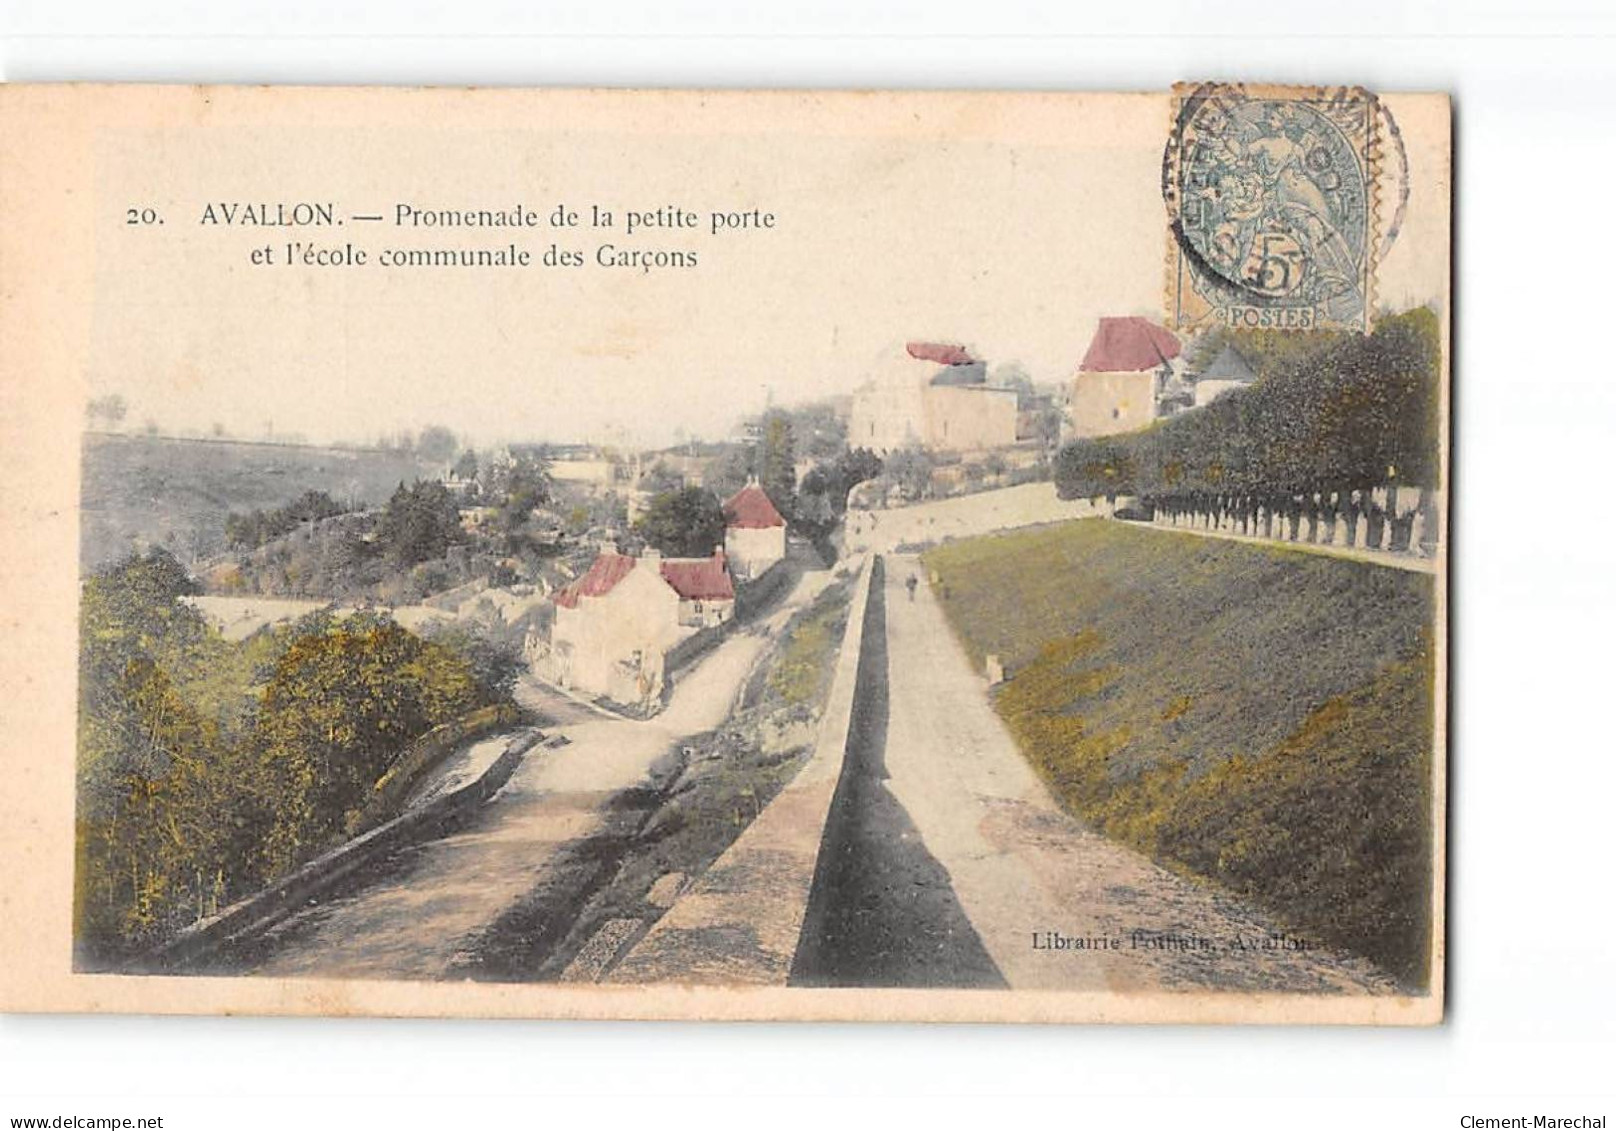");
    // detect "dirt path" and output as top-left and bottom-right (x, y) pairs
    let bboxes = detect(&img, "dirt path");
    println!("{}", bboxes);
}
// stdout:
(823, 554), (1397, 994)
(229, 567), (835, 981)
